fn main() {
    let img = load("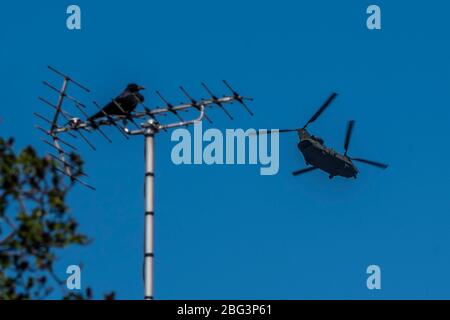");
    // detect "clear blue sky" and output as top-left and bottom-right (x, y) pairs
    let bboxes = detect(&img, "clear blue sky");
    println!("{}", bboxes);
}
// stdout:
(1, 0), (450, 299)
